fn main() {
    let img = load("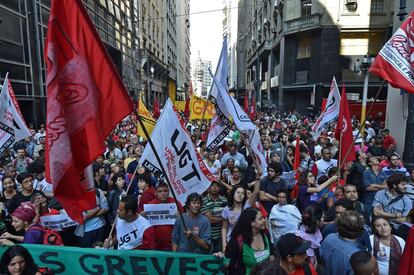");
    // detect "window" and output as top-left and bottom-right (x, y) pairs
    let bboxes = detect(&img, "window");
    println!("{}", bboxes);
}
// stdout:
(297, 37), (312, 59)
(301, 0), (312, 17)
(340, 32), (384, 56)
(370, 0), (384, 13)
